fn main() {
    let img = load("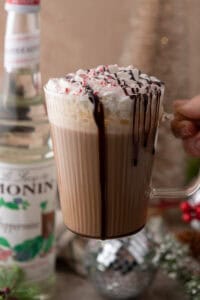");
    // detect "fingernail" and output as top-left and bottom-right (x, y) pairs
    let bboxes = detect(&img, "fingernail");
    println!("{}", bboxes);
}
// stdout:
(178, 100), (200, 119)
